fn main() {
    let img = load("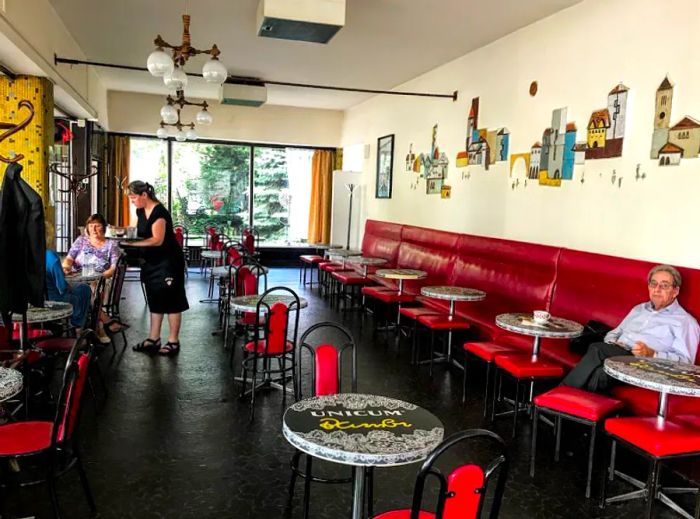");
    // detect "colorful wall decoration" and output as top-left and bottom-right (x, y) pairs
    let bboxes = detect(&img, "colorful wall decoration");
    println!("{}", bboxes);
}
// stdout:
(585, 83), (628, 160)
(406, 124), (449, 195)
(650, 76), (700, 166)
(454, 97), (509, 171)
